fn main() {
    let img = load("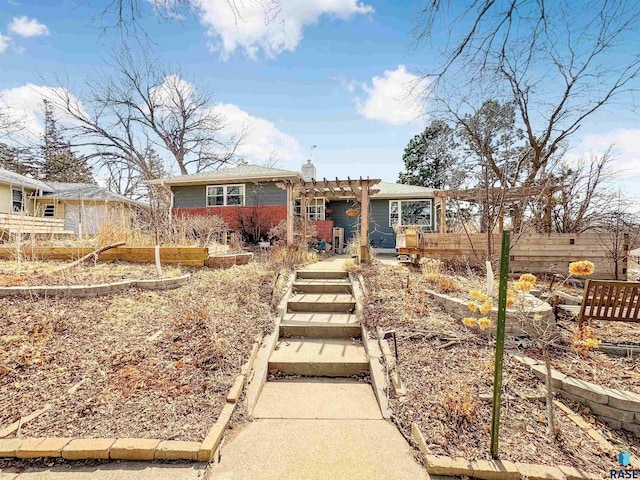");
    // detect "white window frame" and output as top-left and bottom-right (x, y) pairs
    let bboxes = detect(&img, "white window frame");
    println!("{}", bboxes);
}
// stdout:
(294, 197), (326, 221)
(206, 184), (245, 207)
(389, 199), (434, 229)
(11, 188), (24, 213)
